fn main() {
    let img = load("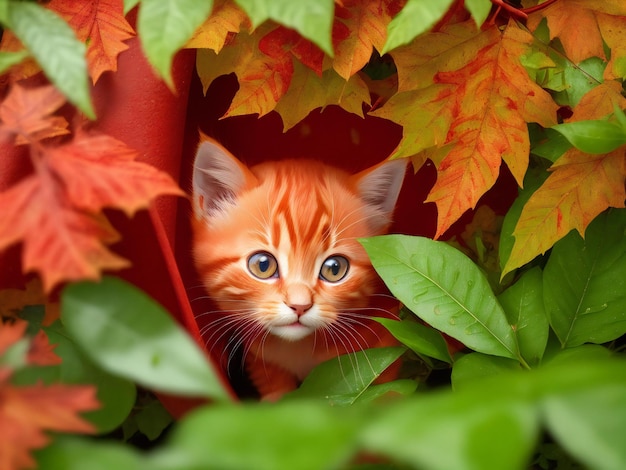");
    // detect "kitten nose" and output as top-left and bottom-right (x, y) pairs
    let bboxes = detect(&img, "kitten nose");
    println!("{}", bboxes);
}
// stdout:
(285, 284), (313, 316)
(288, 303), (313, 317)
